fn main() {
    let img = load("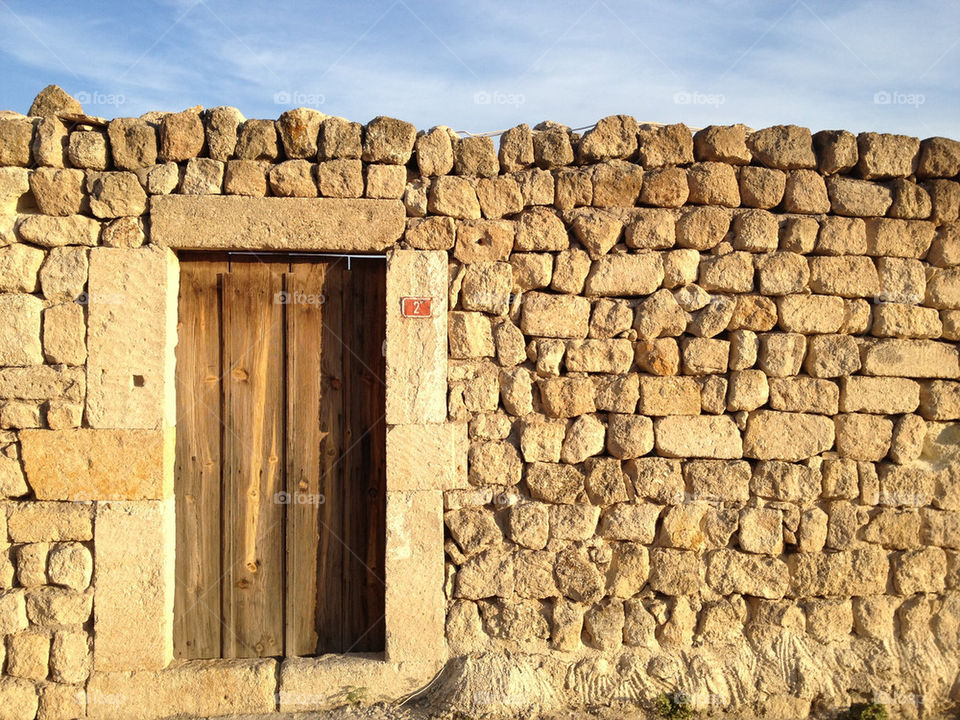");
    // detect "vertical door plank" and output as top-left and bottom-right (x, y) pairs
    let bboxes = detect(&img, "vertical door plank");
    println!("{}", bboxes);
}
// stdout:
(222, 260), (286, 658)
(314, 261), (346, 653)
(174, 255), (226, 659)
(284, 261), (325, 655)
(340, 259), (387, 652)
